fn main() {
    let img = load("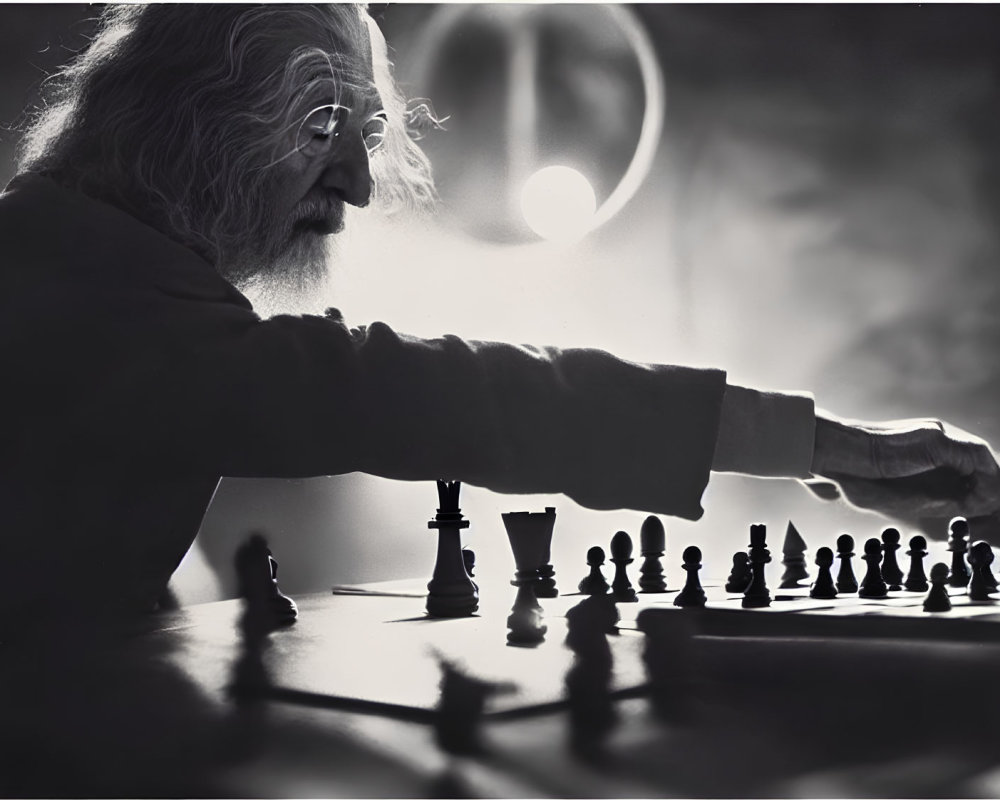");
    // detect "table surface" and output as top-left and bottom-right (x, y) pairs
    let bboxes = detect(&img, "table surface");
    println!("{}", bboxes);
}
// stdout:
(4, 577), (1000, 798)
